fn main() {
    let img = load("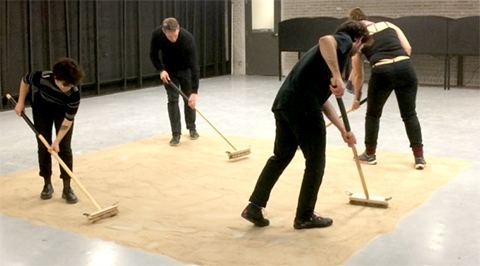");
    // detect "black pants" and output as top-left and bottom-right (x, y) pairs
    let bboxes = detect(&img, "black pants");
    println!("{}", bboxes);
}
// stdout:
(164, 69), (196, 136)
(249, 109), (326, 220)
(366, 60), (423, 148)
(32, 97), (73, 180)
